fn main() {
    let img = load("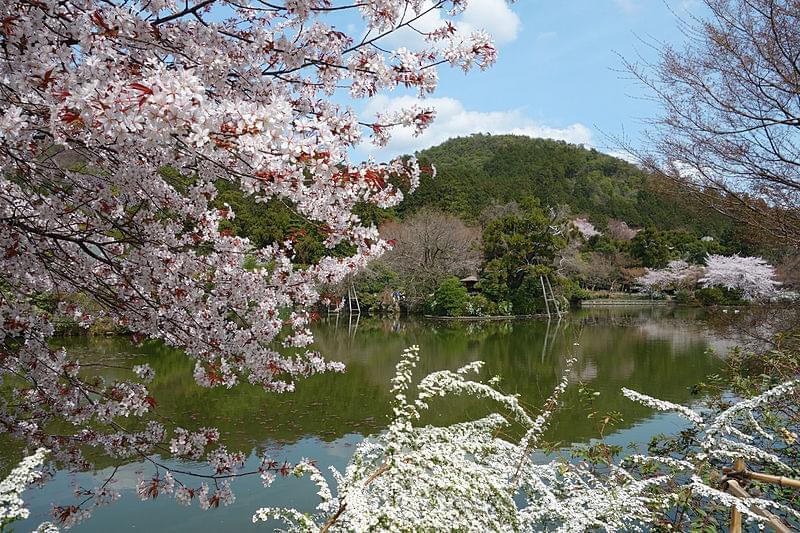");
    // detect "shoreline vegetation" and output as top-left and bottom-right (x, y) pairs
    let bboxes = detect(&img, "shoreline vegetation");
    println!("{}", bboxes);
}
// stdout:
(303, 137), (795, 319)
